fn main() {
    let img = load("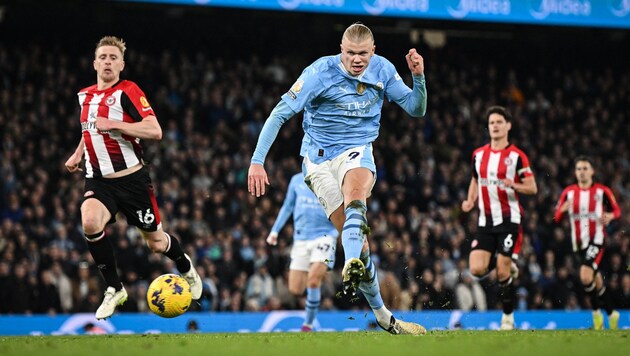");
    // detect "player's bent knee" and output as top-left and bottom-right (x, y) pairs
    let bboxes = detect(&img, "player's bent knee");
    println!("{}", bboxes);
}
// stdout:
(289, 286), (304, 296)
(497, 269), (511, 282)
(82, 217), (105, 235)
(306, 279), (322, 289)
(469, 265), (487, 277)
(581, 276), (594, 287)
